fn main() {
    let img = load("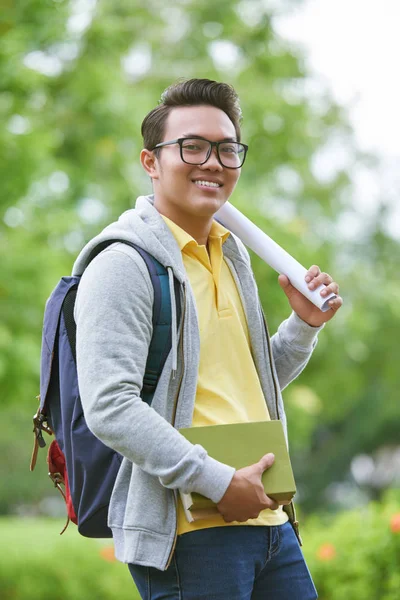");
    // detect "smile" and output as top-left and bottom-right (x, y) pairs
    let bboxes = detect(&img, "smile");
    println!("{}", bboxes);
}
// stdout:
(193, 180), (222, 189)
